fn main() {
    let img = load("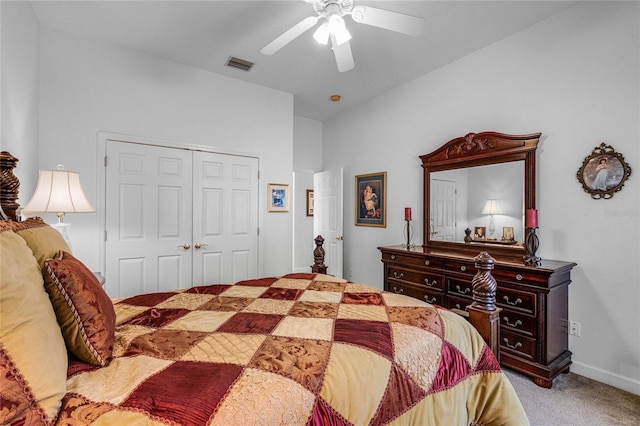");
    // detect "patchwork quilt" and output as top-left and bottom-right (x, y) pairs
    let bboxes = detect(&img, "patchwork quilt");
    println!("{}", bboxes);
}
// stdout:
(57, 273), (528, 425)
